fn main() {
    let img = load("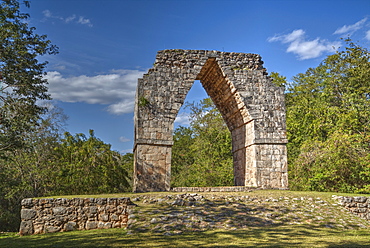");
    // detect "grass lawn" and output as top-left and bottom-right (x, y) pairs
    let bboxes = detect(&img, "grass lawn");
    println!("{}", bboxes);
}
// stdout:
(1, 226), (369, 247)
(1, 190), (369, 247)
